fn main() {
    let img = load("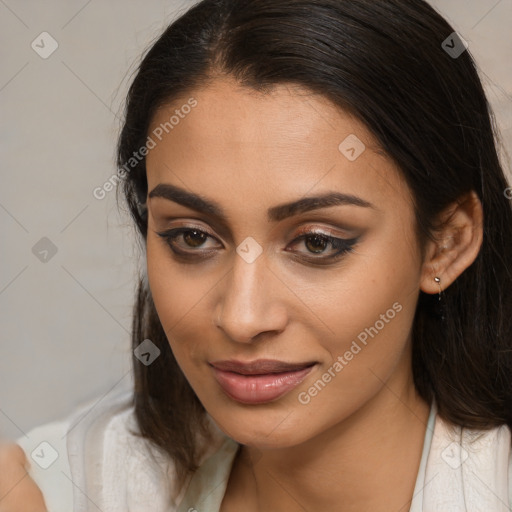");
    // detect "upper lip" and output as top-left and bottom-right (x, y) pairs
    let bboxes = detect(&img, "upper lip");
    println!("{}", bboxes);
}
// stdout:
(209, 359), (316, 375)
